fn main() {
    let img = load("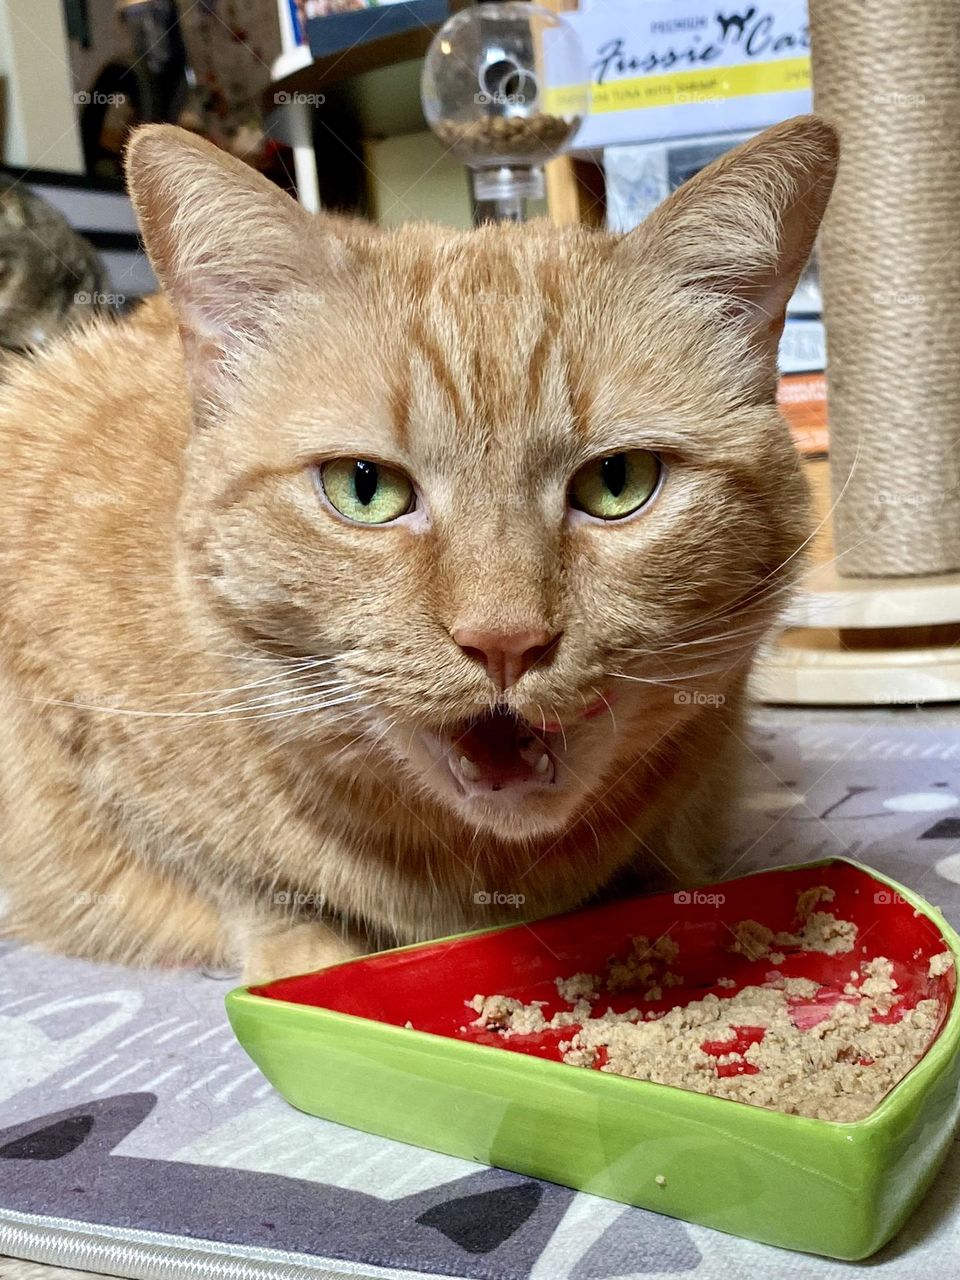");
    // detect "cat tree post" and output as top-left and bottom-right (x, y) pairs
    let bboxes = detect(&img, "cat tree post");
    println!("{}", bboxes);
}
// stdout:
(812, 0), (960, 577)
(753, 0), (960, 705)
